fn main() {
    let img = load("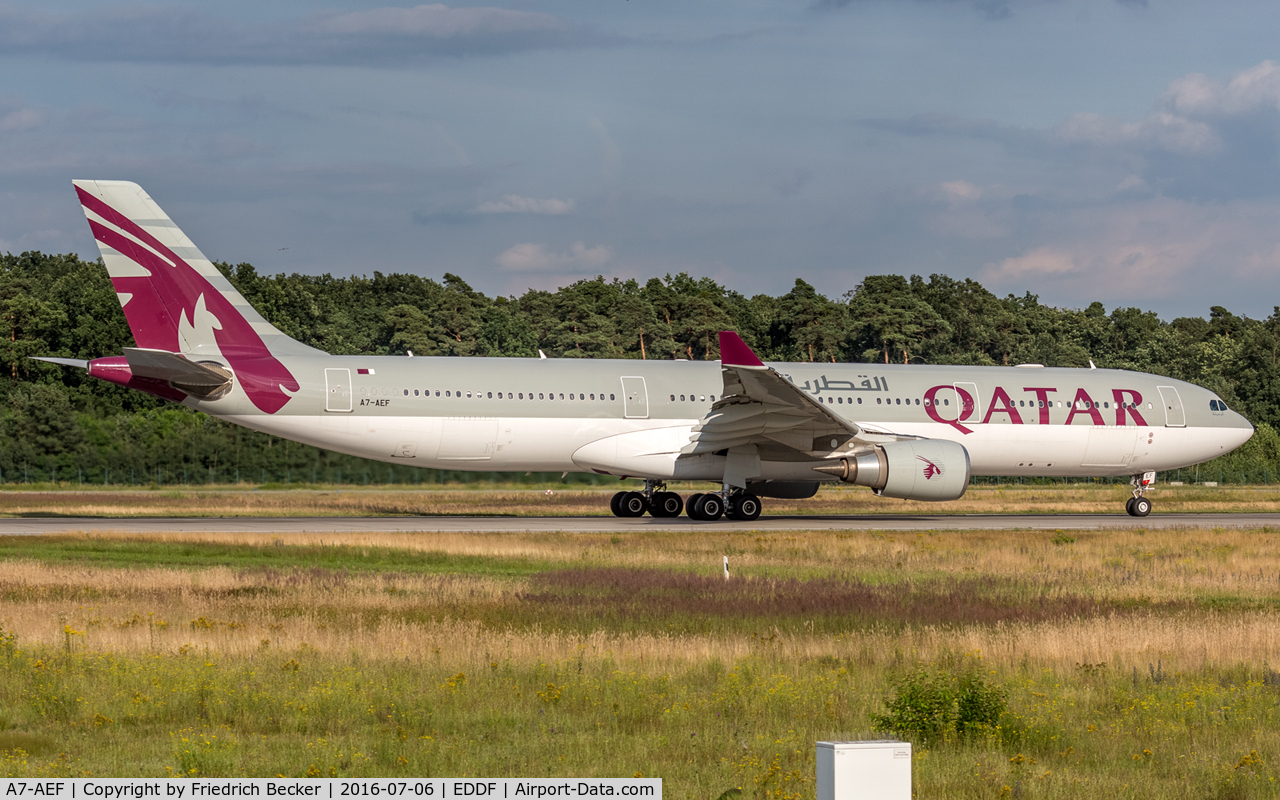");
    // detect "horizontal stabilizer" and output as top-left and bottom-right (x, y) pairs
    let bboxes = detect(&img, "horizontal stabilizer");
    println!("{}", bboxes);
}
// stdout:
(124, 348), (232, 397)
(31, 357), (89, 369)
